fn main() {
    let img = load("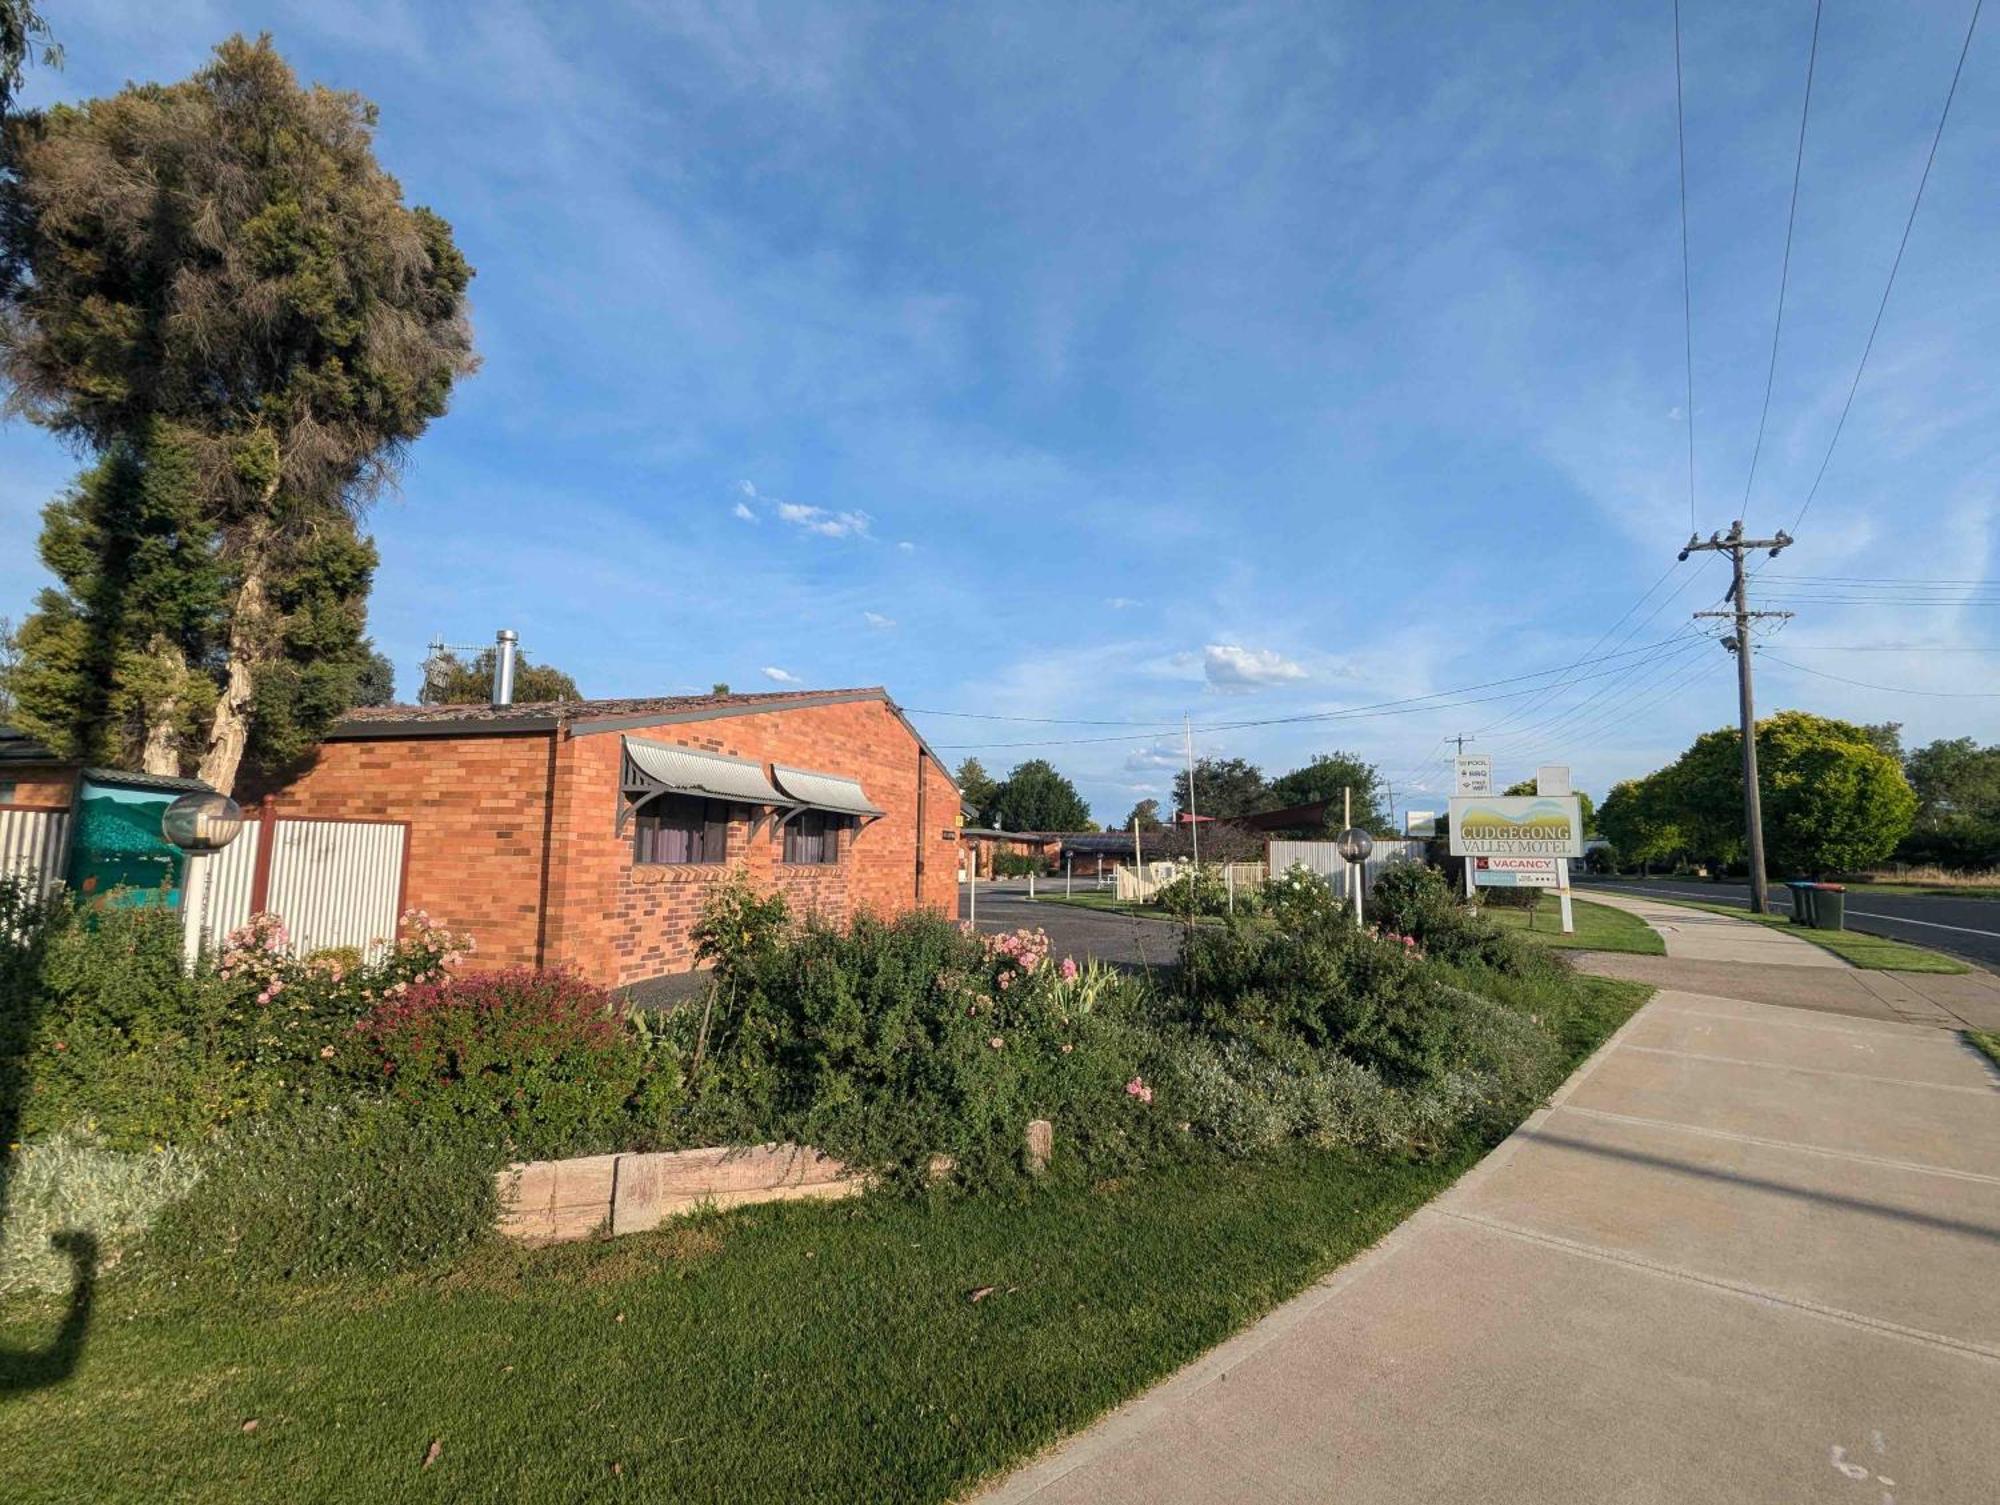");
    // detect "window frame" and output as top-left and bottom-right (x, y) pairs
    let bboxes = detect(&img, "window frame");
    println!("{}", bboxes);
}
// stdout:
(631, 793), (733, 867)
(781, 808), (850, 867)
